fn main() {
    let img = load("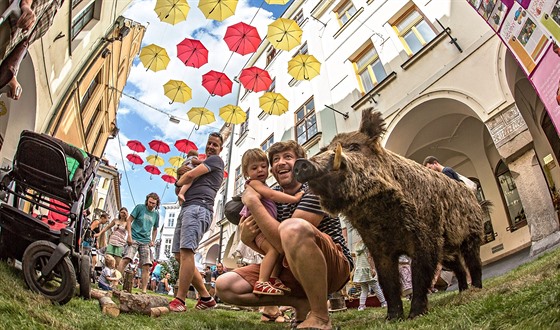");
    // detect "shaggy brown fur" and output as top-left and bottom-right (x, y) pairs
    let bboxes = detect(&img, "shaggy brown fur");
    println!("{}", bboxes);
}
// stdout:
(294, 109), (484, 320)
